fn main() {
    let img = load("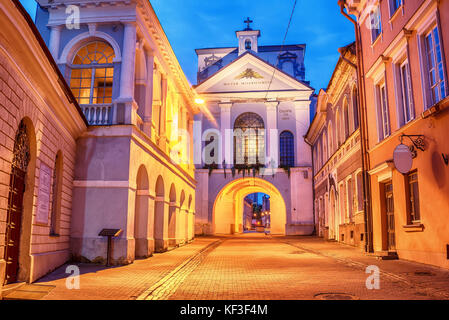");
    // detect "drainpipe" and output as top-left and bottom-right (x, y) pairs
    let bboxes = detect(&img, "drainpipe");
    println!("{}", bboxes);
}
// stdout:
(339, 1), (374, 253)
